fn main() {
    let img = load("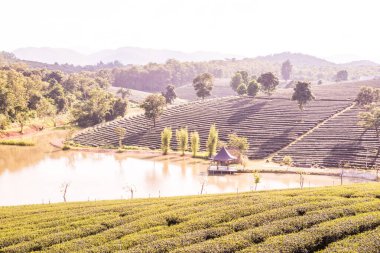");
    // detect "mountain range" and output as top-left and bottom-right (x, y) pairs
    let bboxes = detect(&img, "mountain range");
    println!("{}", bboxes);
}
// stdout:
(13, 47), (242, 66)
(11, 47), (379, 68)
